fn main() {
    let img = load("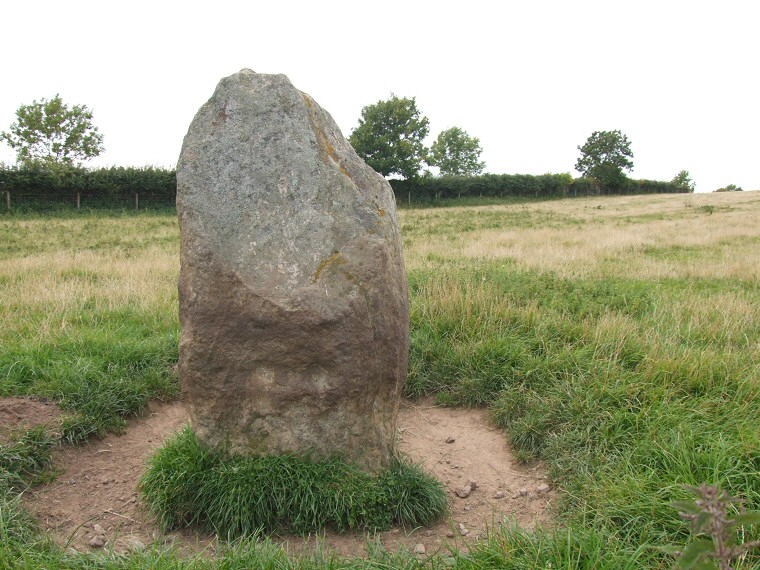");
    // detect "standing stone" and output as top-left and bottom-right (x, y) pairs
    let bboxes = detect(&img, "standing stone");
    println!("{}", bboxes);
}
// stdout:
(177, 69), (409, 472)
